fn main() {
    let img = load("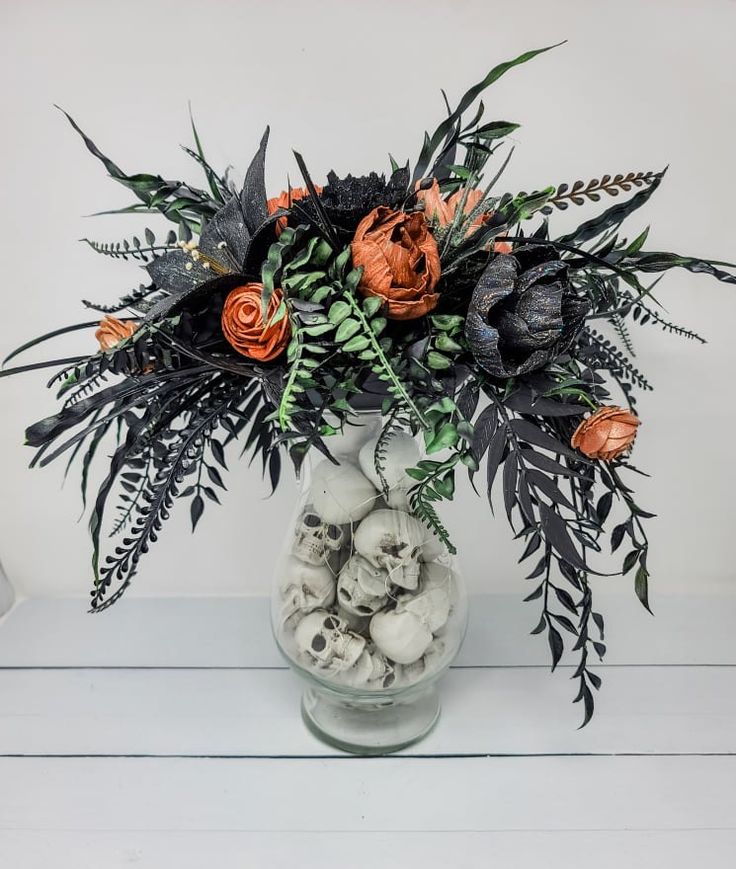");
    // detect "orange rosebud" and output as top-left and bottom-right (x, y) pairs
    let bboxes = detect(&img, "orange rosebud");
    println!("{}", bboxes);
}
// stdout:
(221, 283), (290, 362)
(571, 406), (641, 462)
(416, 179), (509, 249)
(414, 178), (453, 225)
(95, 316), (138, 351)
(445, 187), (488, 236)
(351, 206), (441, 321)
(267, 186), (323, 236)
